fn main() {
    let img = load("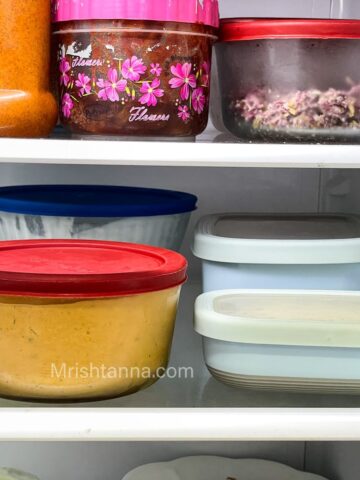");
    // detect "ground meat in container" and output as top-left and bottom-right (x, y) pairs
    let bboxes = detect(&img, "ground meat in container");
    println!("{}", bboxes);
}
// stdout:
(230, 83), (360, 133)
